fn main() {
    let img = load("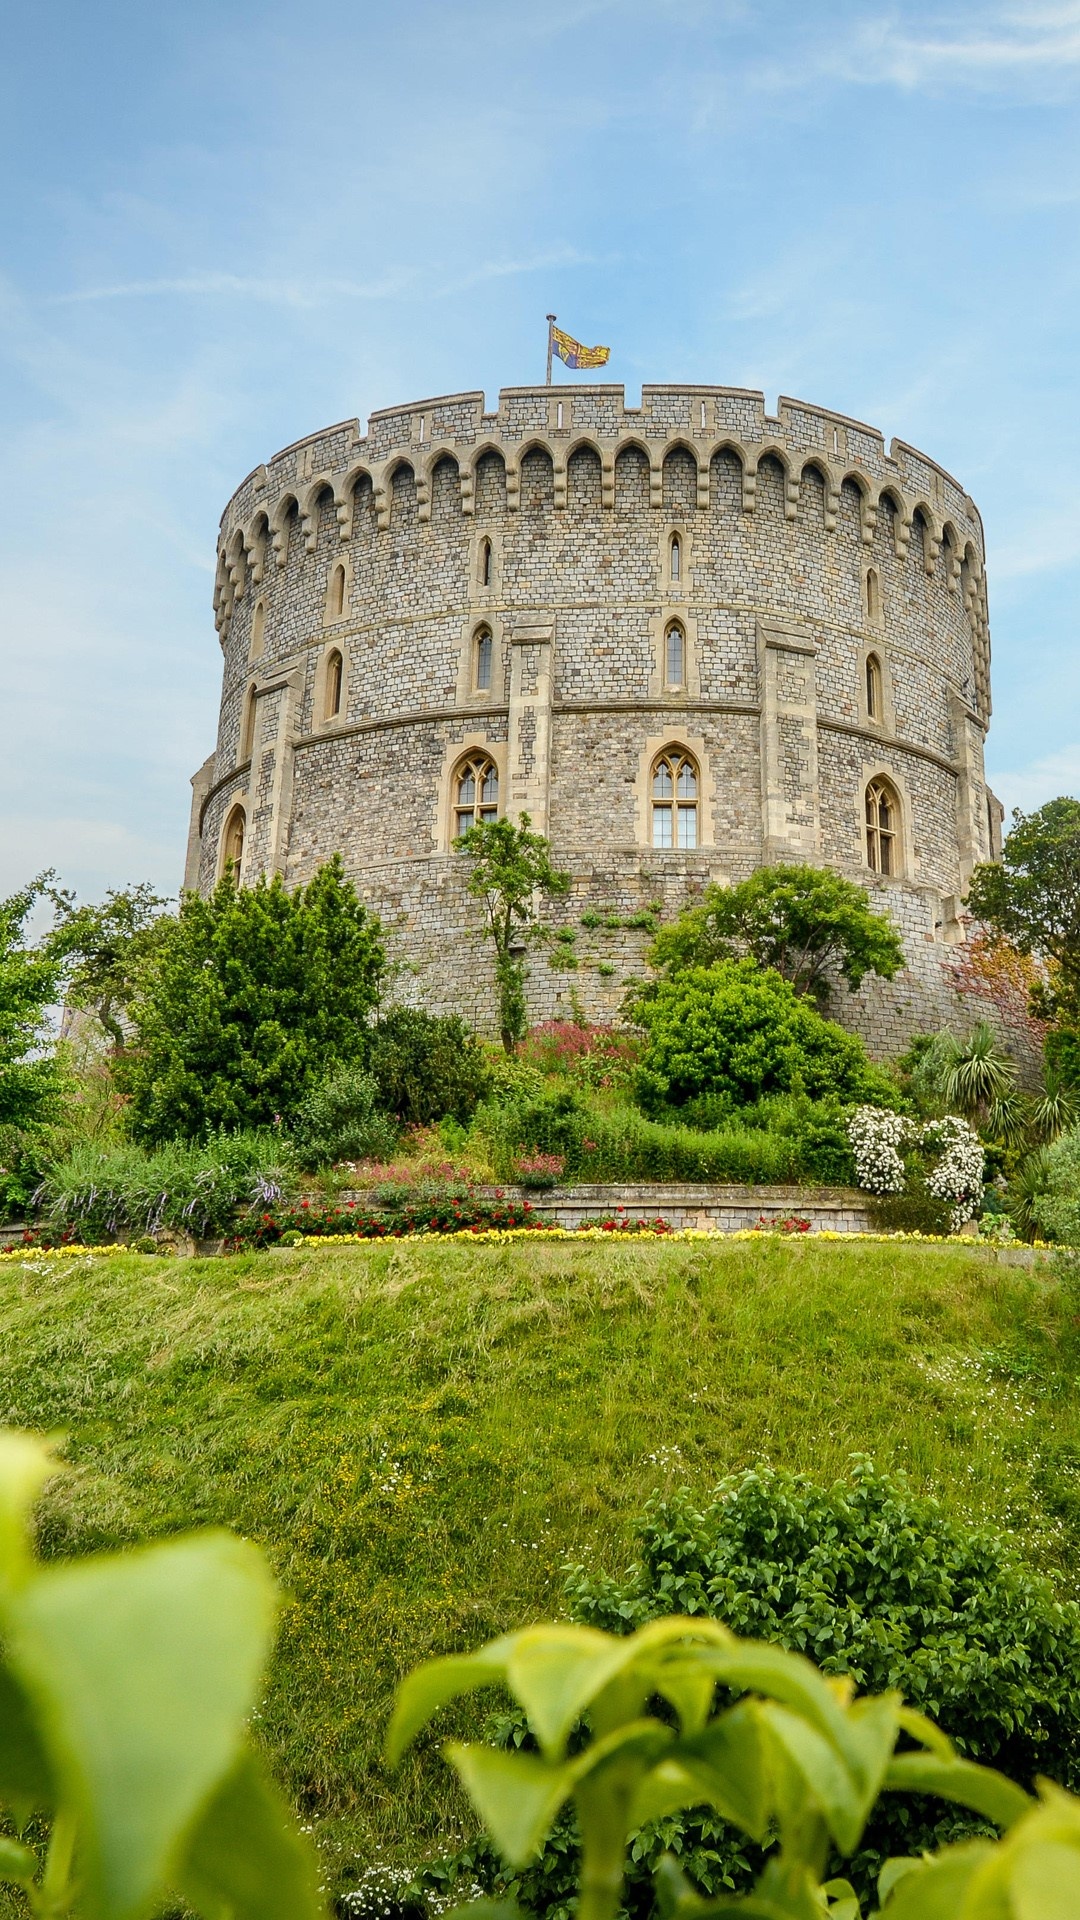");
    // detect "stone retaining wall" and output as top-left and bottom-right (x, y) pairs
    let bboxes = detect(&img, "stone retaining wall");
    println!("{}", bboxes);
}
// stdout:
(342, 1182), (874, 1233)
